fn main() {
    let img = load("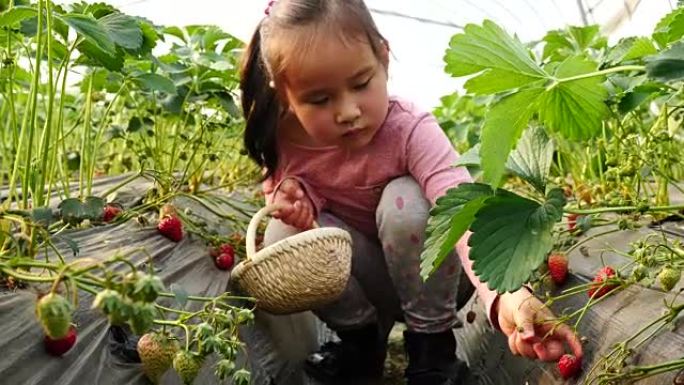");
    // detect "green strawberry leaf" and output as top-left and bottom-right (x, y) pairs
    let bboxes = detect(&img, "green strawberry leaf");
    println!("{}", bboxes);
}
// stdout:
(444, 20), (546, 95)
(445, 21), (611, 188)
(135, 18), (158, 56)
(131, 73), (177, 95)
(58, 198), (85, 225)
(543, 25), (606, 62)
(162, 26), (186, 43)
(566, 25), (607, 51)
(506, 126), (555, 195)
(480, 88), (541, 187)
(420, 183), (493, 279)
(82, 196), (106, 220)
(31, 207), (55, 227)
(97, 12), (142, 50)
(645, 41), (684, 82)
(57, 13), (116, 54)
(0, 5), (36, 27)
(170, 283), (188, 308)
(201, 25), (234, 51)
(469, 188), (565, 293)
(538, 56), (609, 139)
(453, 144), (481, 168)
(74, 38), (124, 71)
(618, 83), (665, 114)
(652, 7), (684, 48)
(605, 37), (657, 64)
(55, 235), (80, 256)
